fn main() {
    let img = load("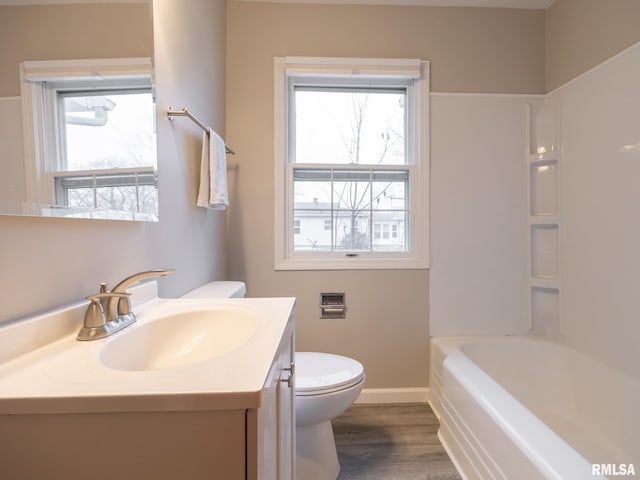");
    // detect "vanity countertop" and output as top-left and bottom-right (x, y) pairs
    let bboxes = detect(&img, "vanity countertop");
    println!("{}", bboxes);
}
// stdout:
(0, 295), (295, 415)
